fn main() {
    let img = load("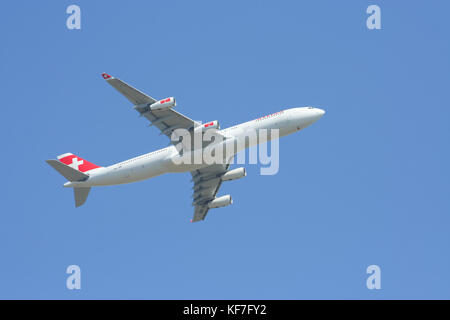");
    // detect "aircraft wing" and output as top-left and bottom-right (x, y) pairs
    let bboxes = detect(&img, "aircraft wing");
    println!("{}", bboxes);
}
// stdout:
(190, 163), (231, 222)
(102, 73), (200, 140)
